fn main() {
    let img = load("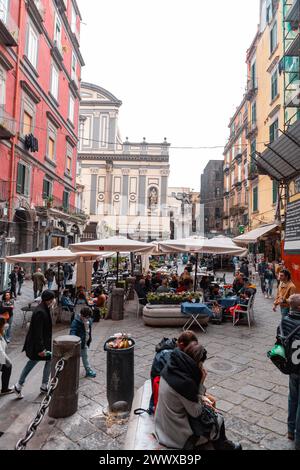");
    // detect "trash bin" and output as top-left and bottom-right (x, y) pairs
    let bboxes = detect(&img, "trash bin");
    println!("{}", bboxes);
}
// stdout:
(104, 336), (135, 413)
